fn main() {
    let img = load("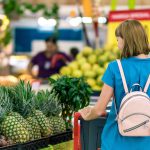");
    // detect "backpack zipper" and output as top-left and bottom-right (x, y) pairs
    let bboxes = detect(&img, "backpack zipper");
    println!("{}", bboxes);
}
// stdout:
(121, 113), (150, 122)
(123, 120), (149, 133)
(119, 94), (149, 112)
